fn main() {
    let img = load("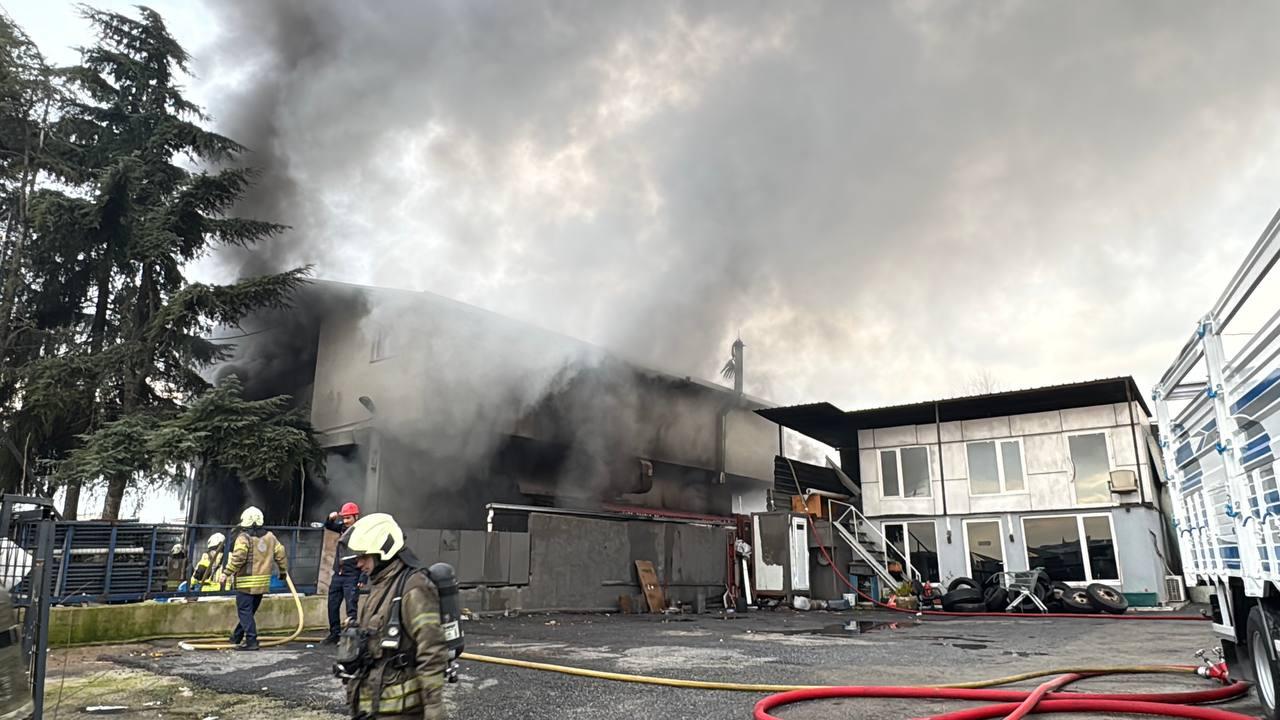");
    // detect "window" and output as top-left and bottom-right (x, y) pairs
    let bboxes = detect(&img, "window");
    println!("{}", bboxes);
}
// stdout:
(878, 446), (931, 498)
(370, 325), (394, 362)
(1022, 514), (1120, 582)
(966, 440), (1026, 495)
(883, 521), (940, 583)
(963, 519), (1005, 586)
(1068, 432), (1112, 504)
